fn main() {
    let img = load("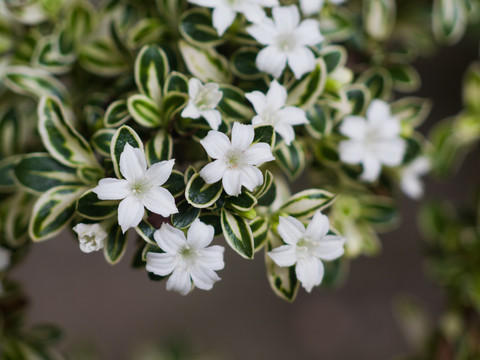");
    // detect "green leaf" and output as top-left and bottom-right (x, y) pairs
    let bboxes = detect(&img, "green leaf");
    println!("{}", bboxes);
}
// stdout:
(306, 104), (331, 139)
(15, 153), (82, 194)
(186, 173), (222, 208)
(391, 97), (432, 127)
(79, 37), (129, 77)
(253, 124), (275, 148)
(230, 47), (262, 79)
(32, 37), (73, 75)
(179, 8), (222, 47)
(358, 67), (393, 100)
(226, 191), (257, 213)
(29, 185), (87, 242)
(320, 6), (355, 42)
(128, 18), (165, 48)
(4, 66), (68, 102)
(250, 217), (269, 252)
(164, 71), (189, 94)
(104, 223), (127, 264)
(135, 219), (157, 245)
(0, 155), (19, 192)
(274, 141), (305, 181)
(179, 40), (232, 83)
(280, 189), (336, 220)
(433, 0), (467, 45)
(127, 94), (162, 128)
(38, 96), (99, 169)
(145, 130), (173, 166)
(265, 234), (299, 302)
(388, 64), (420, 93)
(363, 0), (396, 41)
(321, 45), (347, 73)
(287, 59), (327, 110)
(104, 100), (131, 128)
(110, 125), (144, 178)
(360, 195), (399, 230)
(254, 170), (276, 207)
(77, 190), (118, 221)
(135, 44), (169, 103)
(345, 84), (370, 116)
(2, 192), (34, 247)
(218, 84), (254, 121)
(162, 91), (188, 122)
(221, 209), (254, 259)
(60, 0), (96, 53)
(0, 107), (20, 157)
(171, 200), (201, 229)
(163, 170), (185, 197)
(91, 128), (116, 157)
(463, 62), (480, 114)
